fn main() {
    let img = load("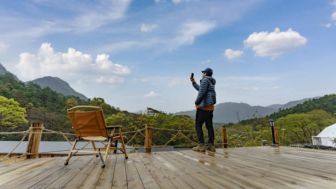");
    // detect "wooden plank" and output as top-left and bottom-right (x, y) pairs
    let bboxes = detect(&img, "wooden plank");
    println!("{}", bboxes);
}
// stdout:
(156, 152), (208, 189)
(2, 157), (72, 189)
(94, 155), (117, 189)
(180, 150), (294, 189)
(2, 147), (336, 189)
(78, 158), (106, 189)
(62, 157), (101, 189)
(140, 152), (177, 189)
(33, 157), (94, 189)
(151, 152), (197, 189)
(215, 148), (336, 188)
(165, 151), (242, 189)
(217, 147), (336, 178)
(125, 158), (144, 189)
(0, 157), (43, 175)
(132, 153), (160, 189)
(0, 158), (54, 186)
(111, 154), (128, 189)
